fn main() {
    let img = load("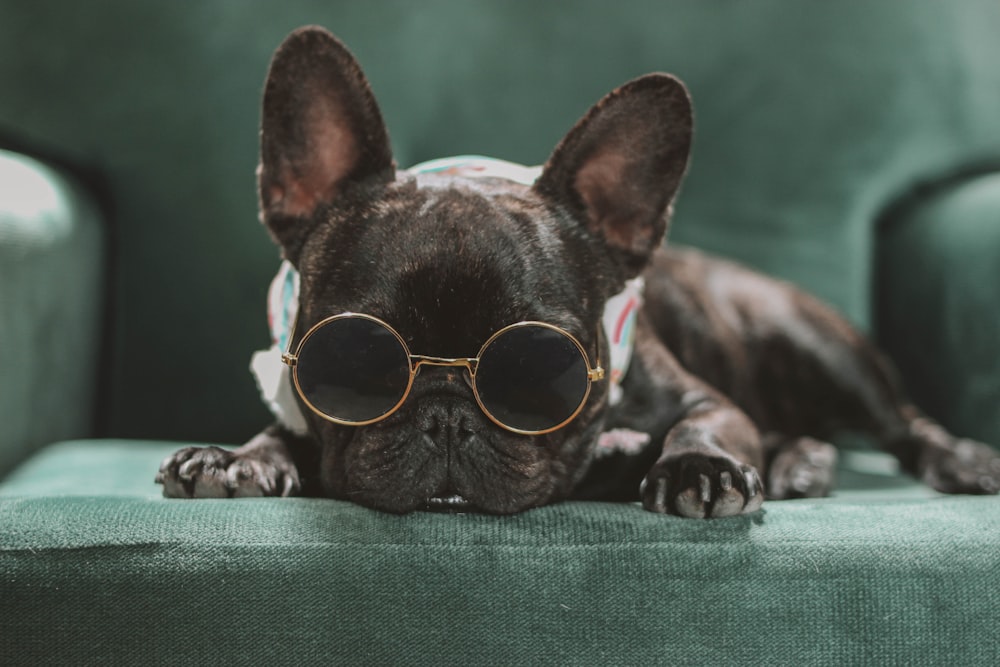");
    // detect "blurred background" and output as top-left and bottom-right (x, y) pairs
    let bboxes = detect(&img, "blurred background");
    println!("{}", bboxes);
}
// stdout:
(1, 0), (999, 470)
